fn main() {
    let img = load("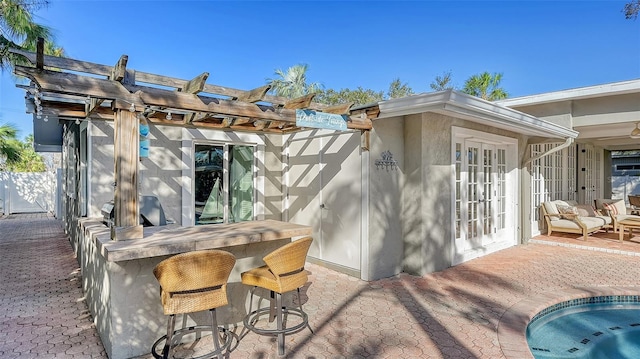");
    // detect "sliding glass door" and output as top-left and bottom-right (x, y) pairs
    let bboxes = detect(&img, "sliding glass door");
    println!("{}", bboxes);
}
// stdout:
(194, 143), (254, 225)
